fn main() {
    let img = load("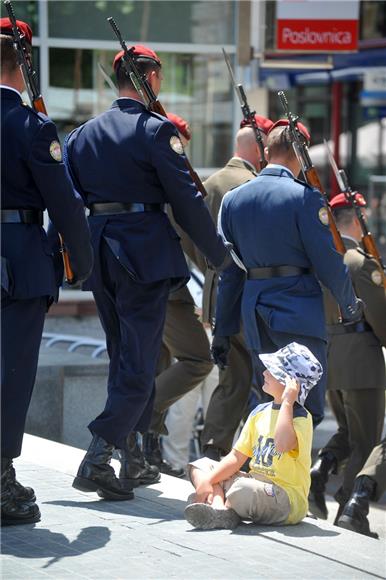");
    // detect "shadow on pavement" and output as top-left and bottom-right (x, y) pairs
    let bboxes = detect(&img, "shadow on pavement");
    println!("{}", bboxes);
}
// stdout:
(232, 519), (340, 537)
(1, 525), (111, 568)
(231, 522), (377, 578)
(44, 490), (187, 521)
